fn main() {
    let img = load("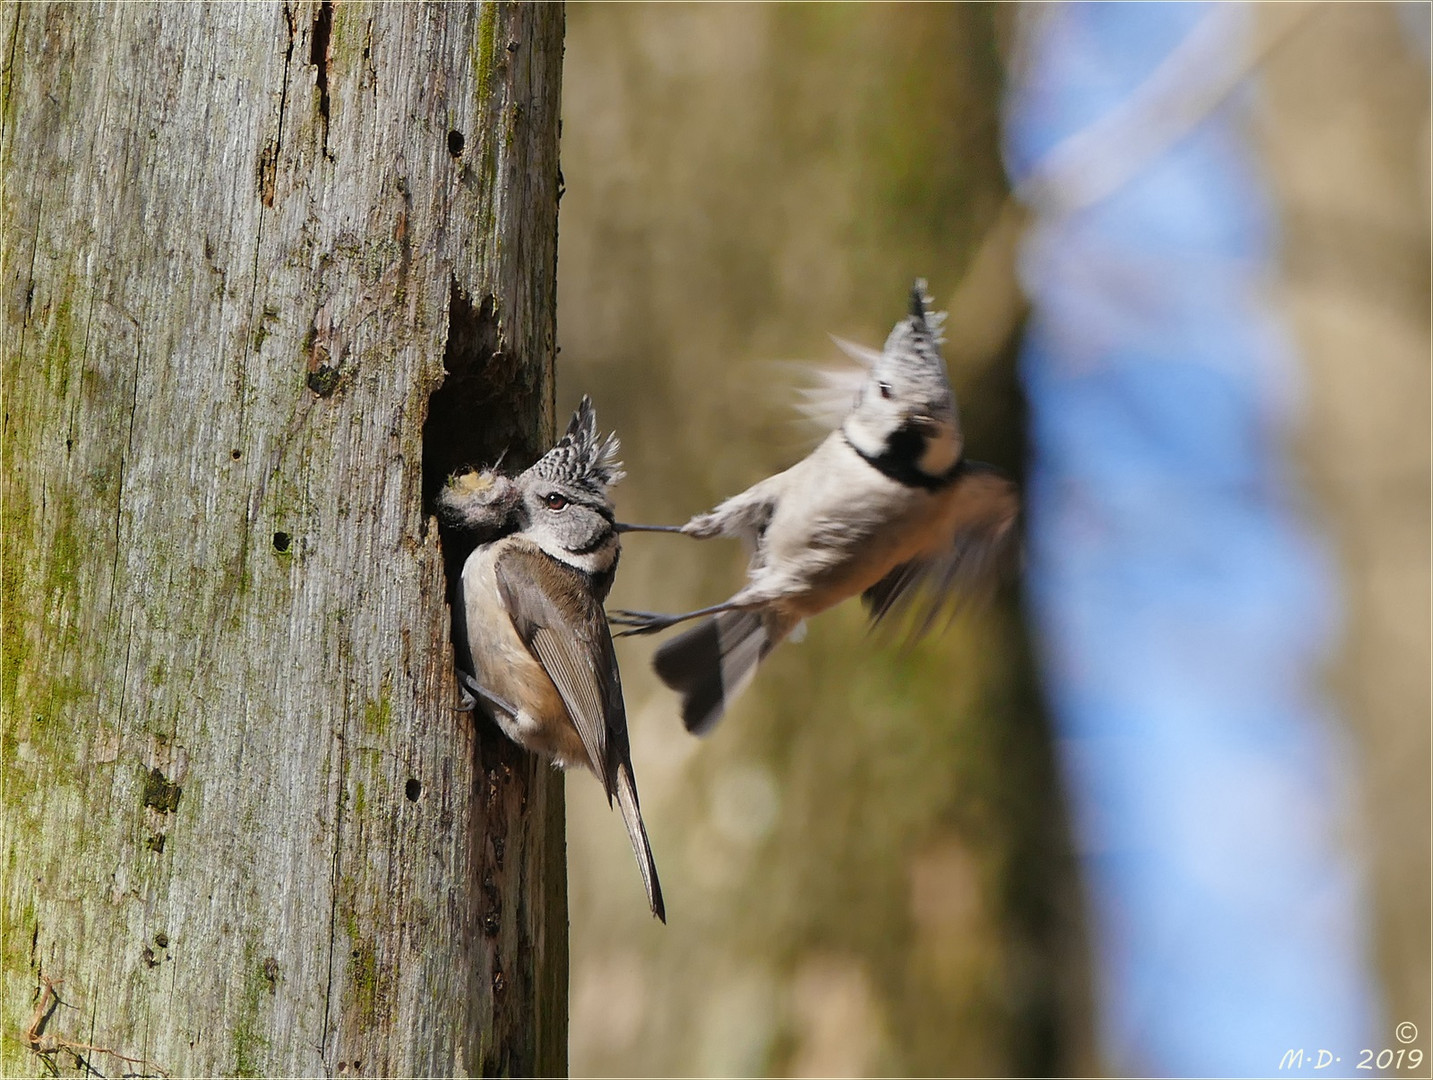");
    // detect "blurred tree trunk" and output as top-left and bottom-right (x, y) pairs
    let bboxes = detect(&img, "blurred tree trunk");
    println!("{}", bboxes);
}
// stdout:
(1, 3), (566, 1076)
(1257, 2), (1431, 1044)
